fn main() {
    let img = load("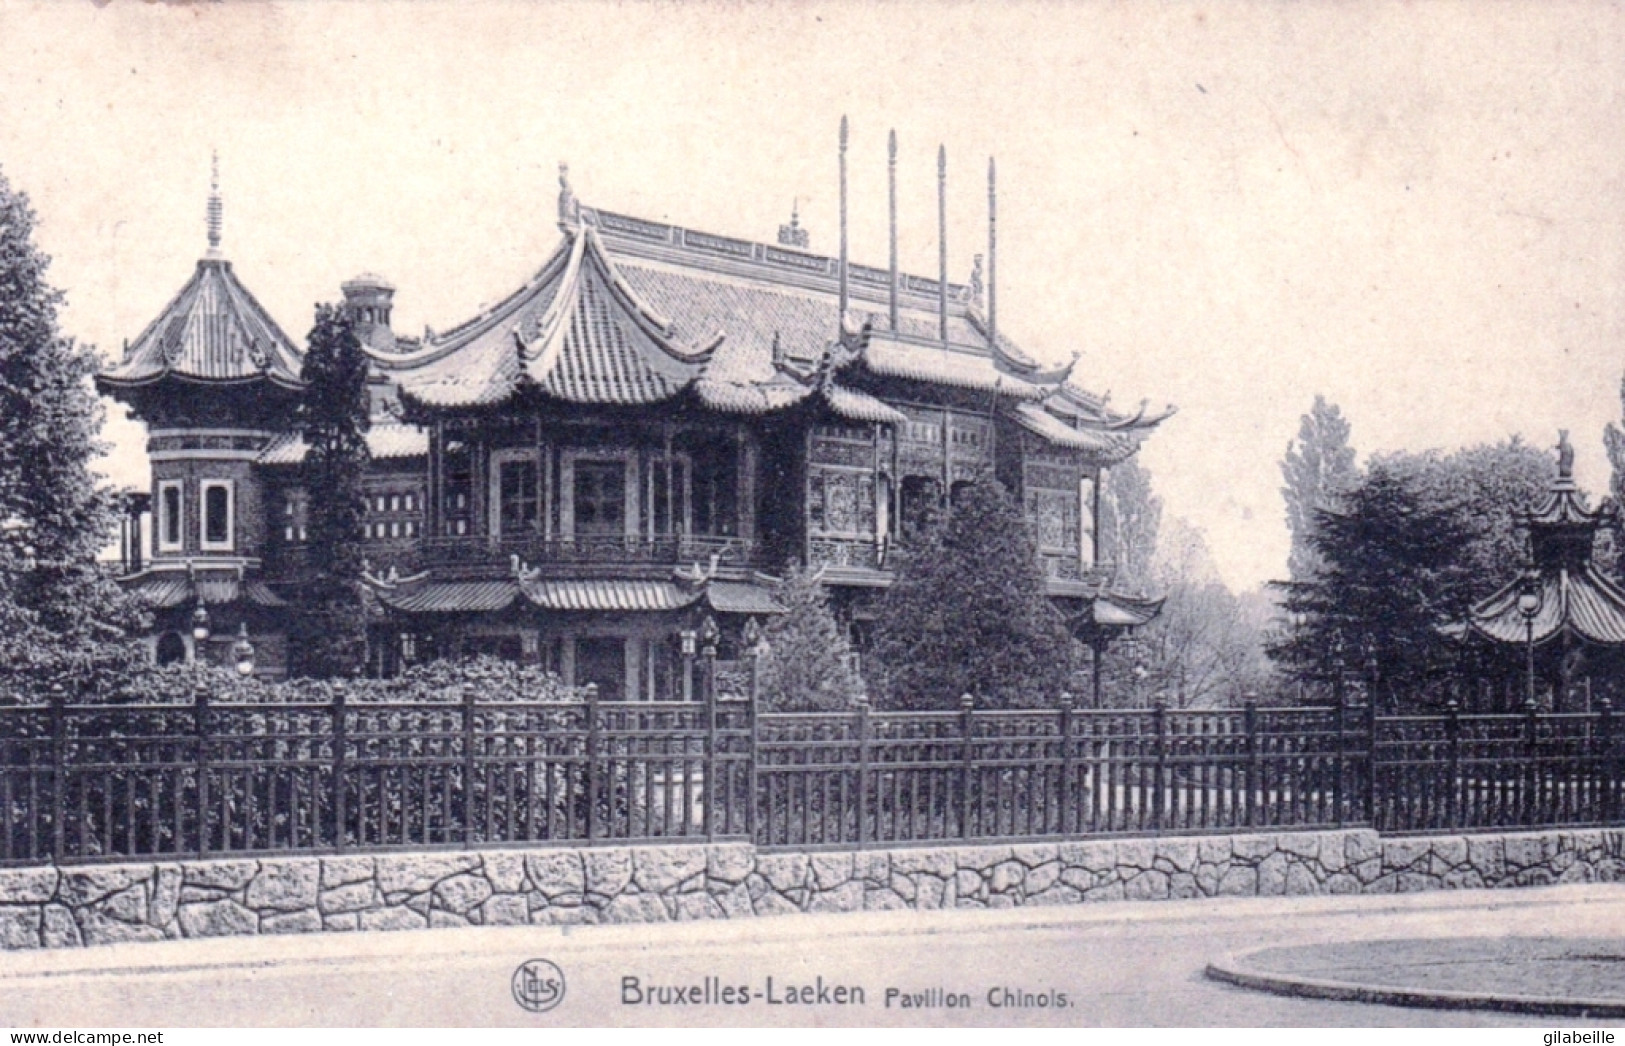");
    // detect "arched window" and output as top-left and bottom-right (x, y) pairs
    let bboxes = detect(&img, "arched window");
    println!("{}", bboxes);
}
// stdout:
(156, 632), (187, 666)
